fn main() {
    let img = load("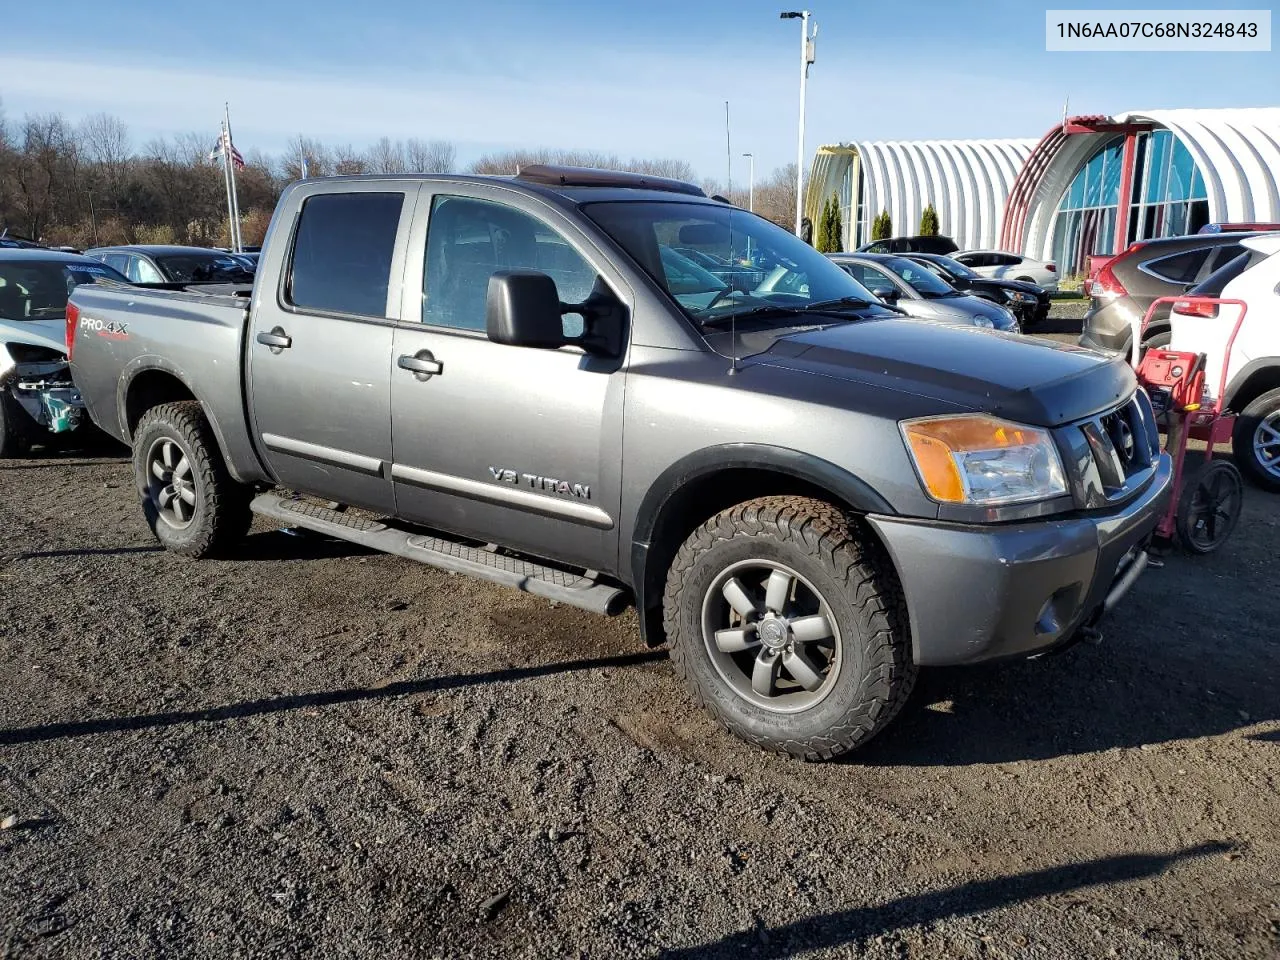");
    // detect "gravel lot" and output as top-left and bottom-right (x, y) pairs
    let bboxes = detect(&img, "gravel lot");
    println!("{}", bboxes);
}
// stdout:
(2, 316), (1278, 958)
